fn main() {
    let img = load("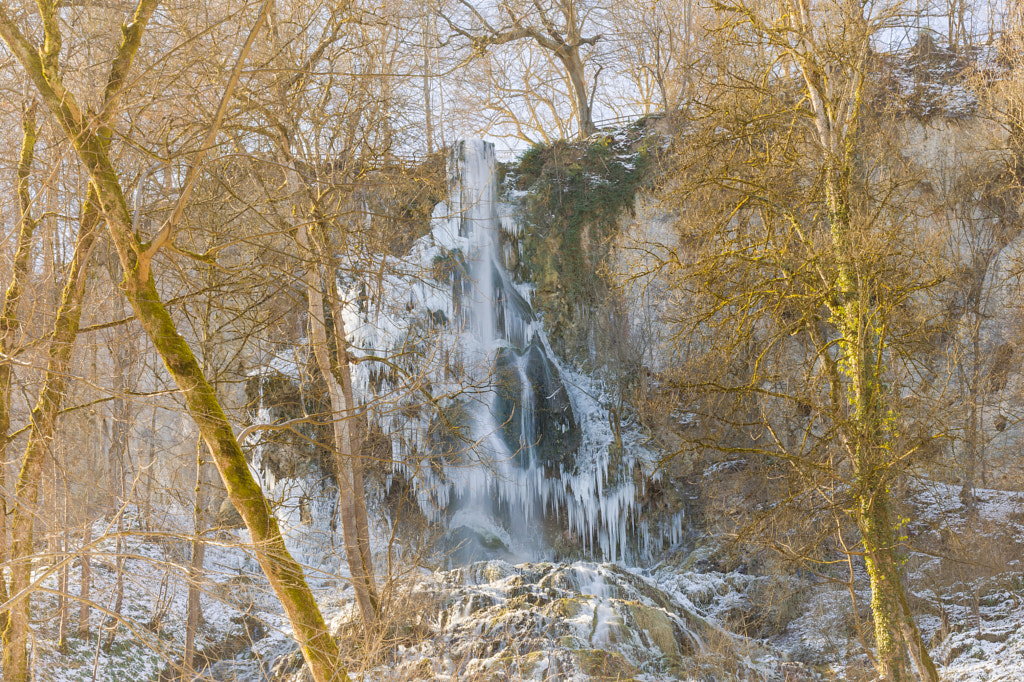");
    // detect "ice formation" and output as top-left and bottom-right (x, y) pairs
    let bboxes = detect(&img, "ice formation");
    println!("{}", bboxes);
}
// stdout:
(345, 139), (682, 562)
